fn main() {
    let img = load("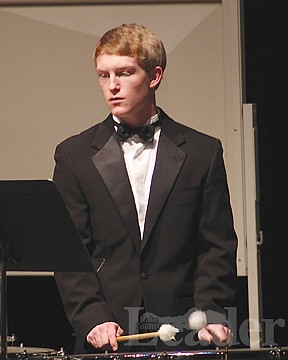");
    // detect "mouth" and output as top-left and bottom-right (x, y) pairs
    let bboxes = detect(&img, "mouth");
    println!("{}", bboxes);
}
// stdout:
(109, 97), (123, 104)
